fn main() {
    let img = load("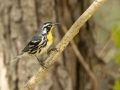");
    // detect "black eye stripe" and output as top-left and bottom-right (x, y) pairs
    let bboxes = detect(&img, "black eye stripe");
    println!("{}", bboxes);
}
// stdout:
(46, 26), (51, 29)
(43, 25), (52, 33)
